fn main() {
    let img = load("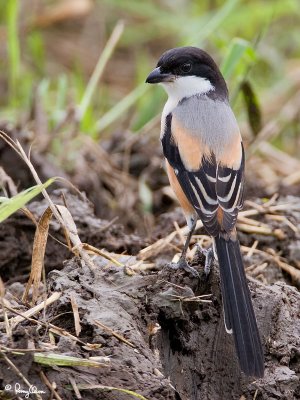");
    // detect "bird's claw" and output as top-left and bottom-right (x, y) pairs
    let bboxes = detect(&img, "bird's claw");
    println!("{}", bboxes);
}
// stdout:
(168, 257), (199, 278)
(204, 247), (214, 276)
(195, 245), (214, 276)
